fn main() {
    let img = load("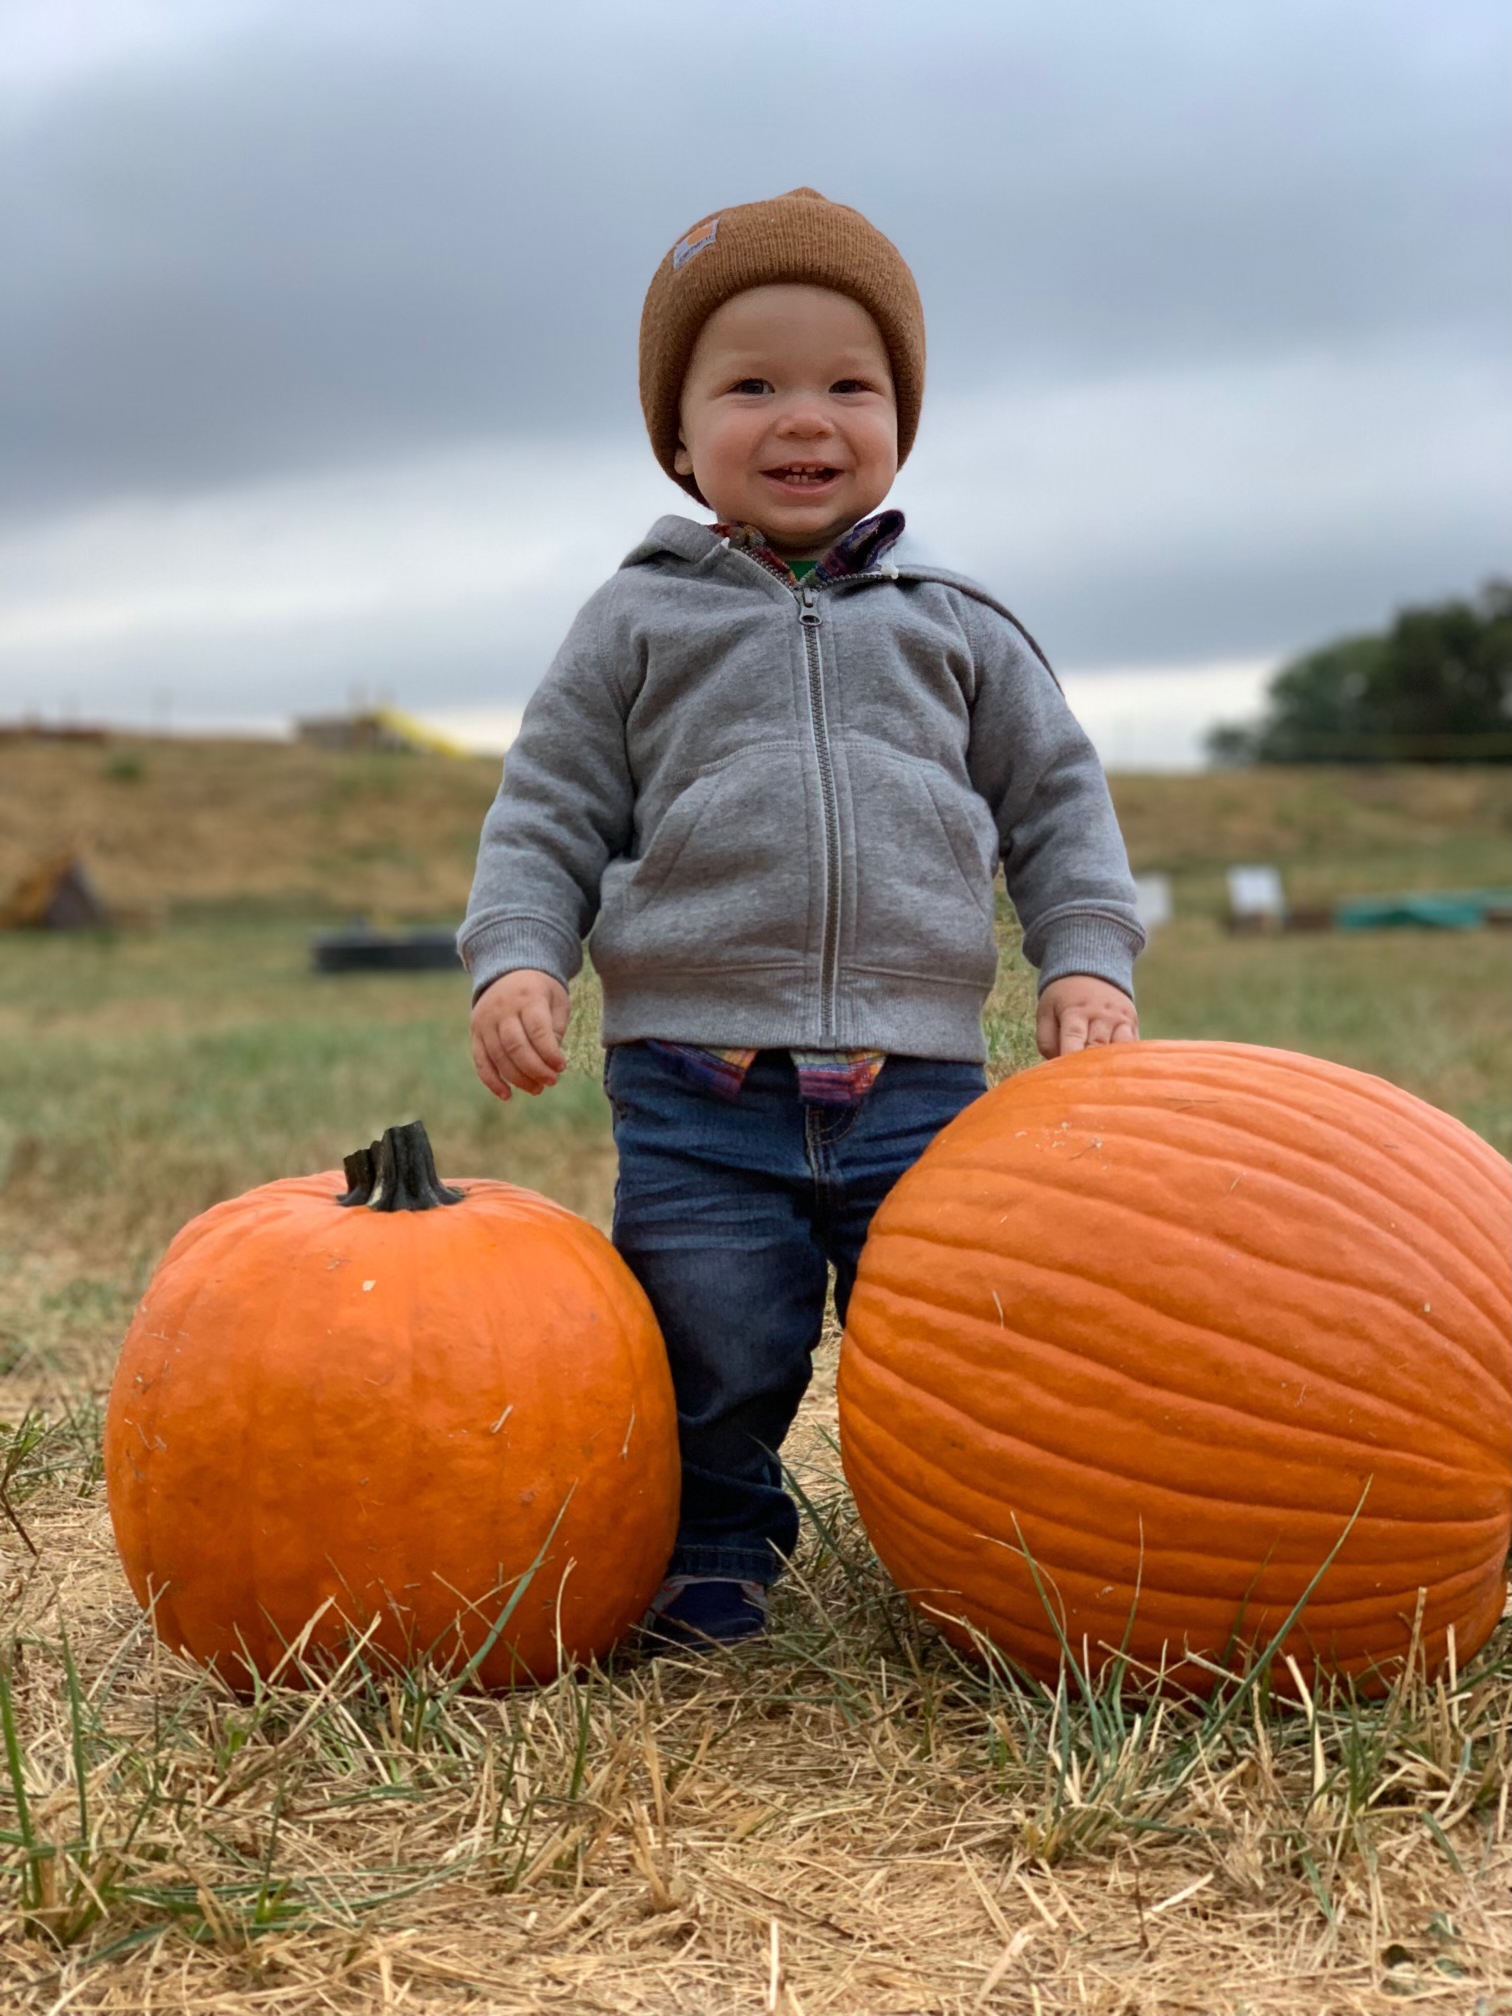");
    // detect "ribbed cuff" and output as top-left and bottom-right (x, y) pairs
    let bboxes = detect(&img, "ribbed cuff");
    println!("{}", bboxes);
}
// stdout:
(1031, 911), (1145, 999)
(456, 915), (582, 1003)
